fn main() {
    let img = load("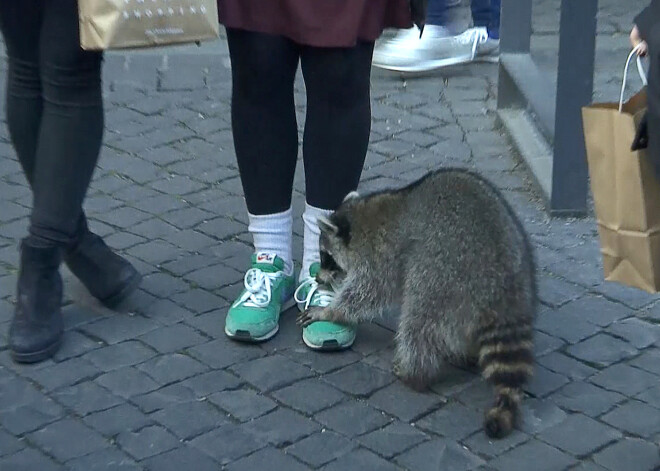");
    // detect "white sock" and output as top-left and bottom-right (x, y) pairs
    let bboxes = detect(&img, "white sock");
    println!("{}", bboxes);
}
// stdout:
(300, 203), (333, 283)
(248, 208), (293, 276)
